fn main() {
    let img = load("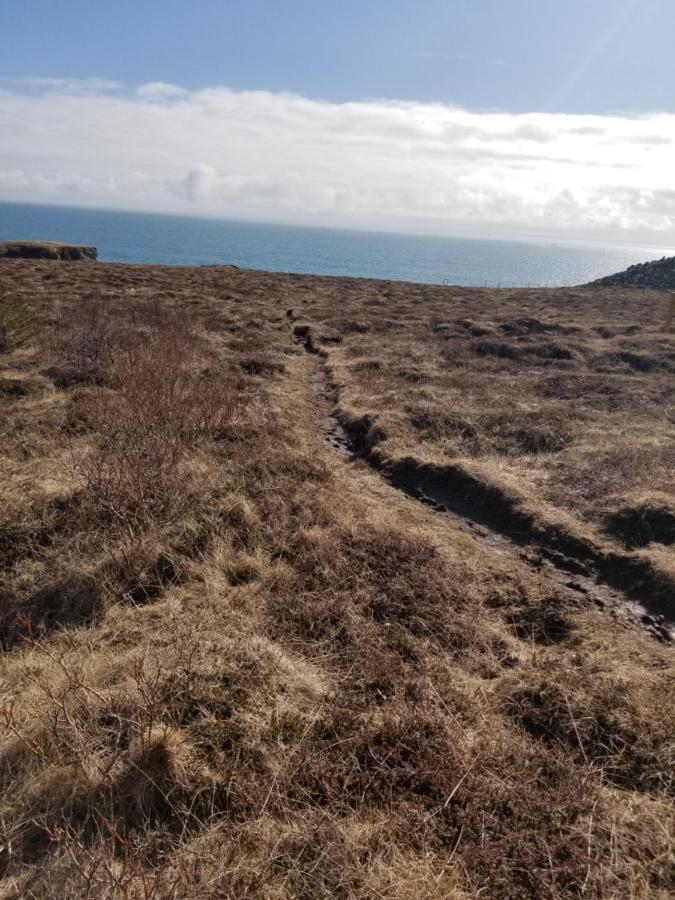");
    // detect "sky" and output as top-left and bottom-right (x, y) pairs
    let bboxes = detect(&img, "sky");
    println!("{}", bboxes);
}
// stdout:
(2, 0), (675, 243)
